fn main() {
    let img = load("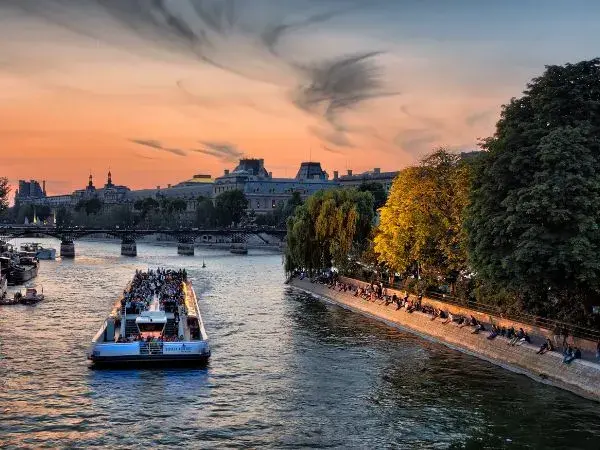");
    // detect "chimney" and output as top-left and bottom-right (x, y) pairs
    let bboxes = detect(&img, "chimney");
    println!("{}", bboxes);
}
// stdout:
(333, 171), (338, 180)
(167, 184), (171, 188)
(157, 185), (160, 190)
(268, 172), (273, 178)
(374, 168), (381, 174)
(347, 169), (353, 176)
(224, 169), (230, 175)
(42, 180), (46, 194)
